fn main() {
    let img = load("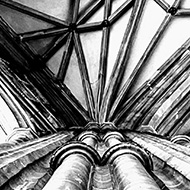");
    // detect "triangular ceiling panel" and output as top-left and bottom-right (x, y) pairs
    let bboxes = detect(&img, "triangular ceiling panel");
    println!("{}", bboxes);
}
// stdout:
(0, 4), (55, 33)
(26, 36), (59, 56)
(64, 48), (87, 110)
(111, 0), (131, 15)
(14, 0), (73, 22)
(166, 0), (176, 6)
(84, 3), (104, 24)
(80, 31), (102, 100)
(79, 0), (96, 19)
(46, 43), (68, 76)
